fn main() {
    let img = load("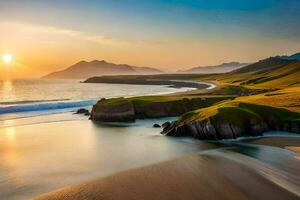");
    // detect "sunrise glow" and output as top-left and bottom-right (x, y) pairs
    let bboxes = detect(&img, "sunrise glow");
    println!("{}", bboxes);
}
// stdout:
(2, 53), (13, 64)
